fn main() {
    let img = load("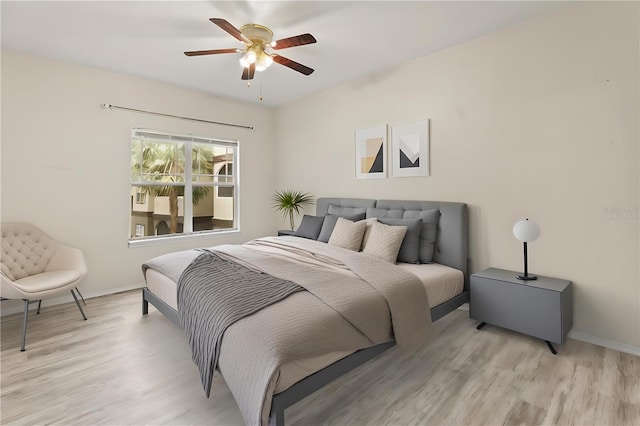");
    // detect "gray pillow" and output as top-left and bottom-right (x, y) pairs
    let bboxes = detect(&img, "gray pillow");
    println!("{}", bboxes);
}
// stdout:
(317, 213), (366, 243)
(345, 212), (366, 221)
(317, 215), (338, 243)
(403, 209), (440, 263)
(378, 218), (422, 264)
(295, 215), (325, 240)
